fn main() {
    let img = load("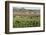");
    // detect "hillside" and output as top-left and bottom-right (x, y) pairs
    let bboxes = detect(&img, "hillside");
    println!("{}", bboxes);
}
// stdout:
(13, 7), (40, 16)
